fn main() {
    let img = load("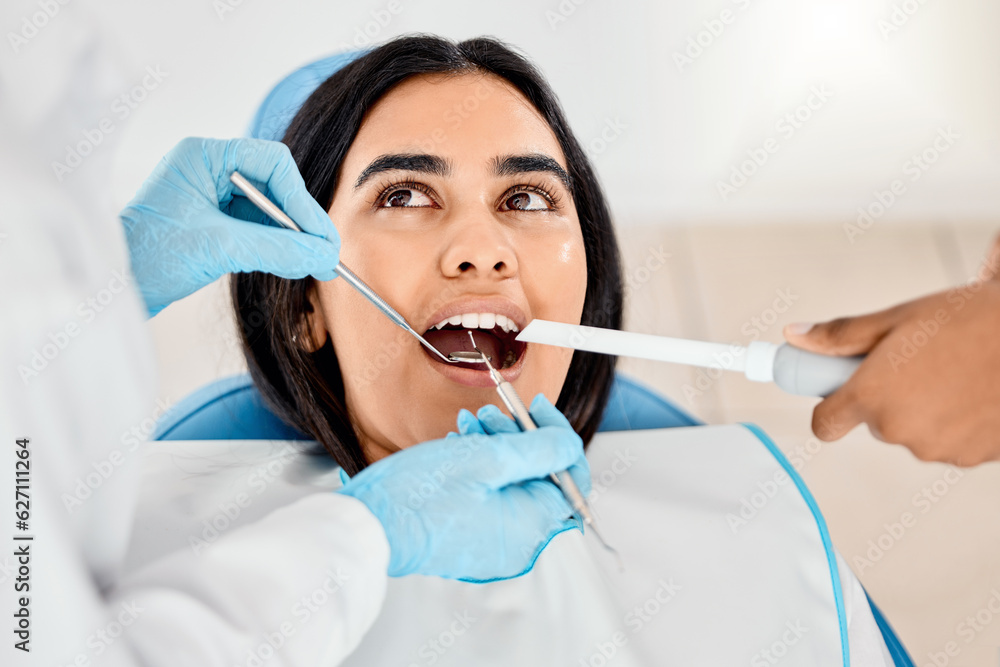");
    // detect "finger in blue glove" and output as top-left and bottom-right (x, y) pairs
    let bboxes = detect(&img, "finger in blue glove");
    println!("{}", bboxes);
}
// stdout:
(121, 137), (341, 317)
